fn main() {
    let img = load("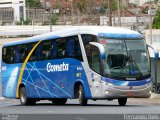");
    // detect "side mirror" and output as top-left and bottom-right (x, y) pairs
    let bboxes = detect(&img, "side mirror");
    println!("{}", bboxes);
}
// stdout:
(89, 42), (106, 59)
